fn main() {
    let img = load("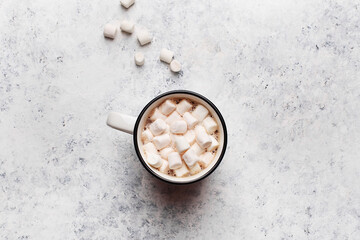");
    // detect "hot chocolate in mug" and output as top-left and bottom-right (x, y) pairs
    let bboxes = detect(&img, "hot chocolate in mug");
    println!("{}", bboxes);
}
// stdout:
(106, 90), (227, 184)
